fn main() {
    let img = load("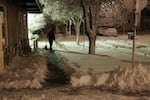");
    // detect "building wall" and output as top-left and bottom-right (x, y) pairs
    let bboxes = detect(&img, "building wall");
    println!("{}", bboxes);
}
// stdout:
(0, 0), (28, 70)
(7, 4), (18, 46)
